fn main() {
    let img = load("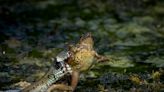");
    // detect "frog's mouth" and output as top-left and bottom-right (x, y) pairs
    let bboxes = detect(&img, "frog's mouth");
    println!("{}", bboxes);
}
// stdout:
(80, 32), (92, 40)
(85, 32), (92, 37)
